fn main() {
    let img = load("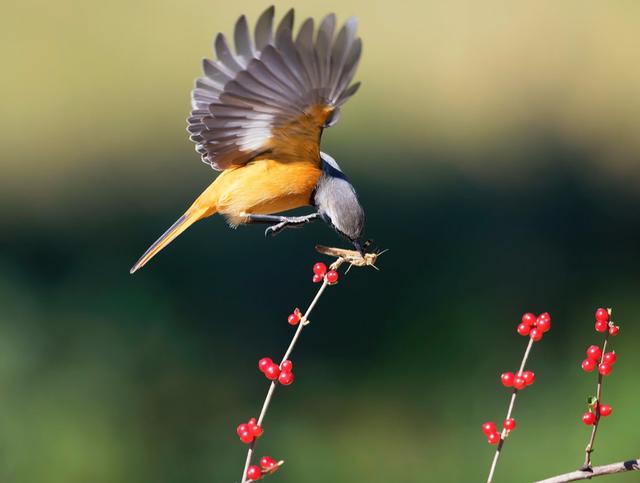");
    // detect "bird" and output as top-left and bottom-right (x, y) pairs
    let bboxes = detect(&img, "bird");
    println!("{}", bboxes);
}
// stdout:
(130, 6), (365, 274)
